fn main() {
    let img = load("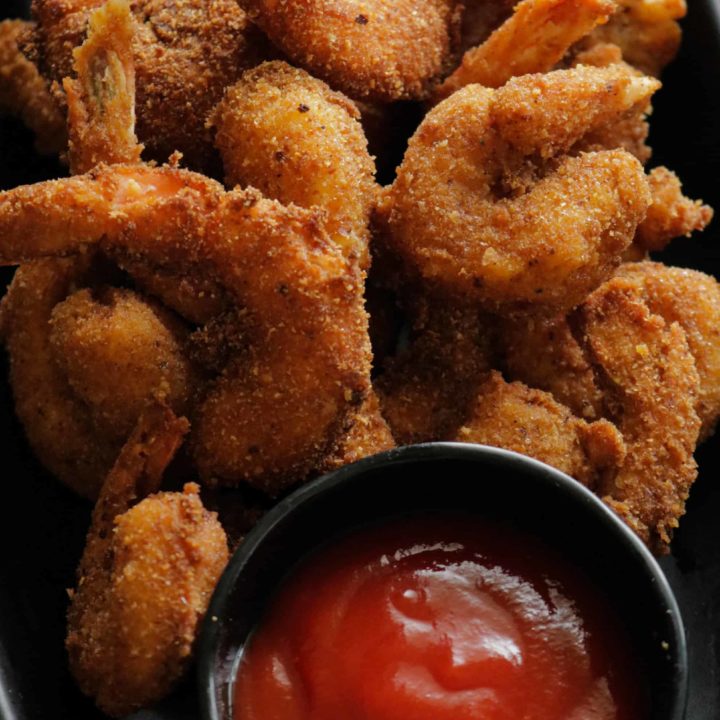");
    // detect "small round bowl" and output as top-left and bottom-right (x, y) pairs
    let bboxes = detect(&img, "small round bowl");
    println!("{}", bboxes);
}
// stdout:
(197, 443), (687, 720)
